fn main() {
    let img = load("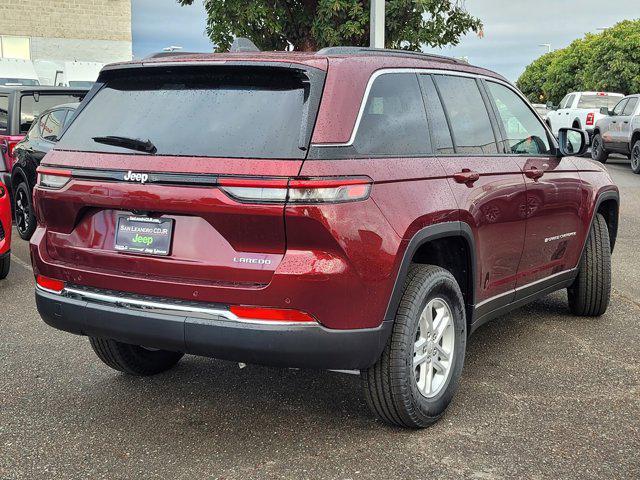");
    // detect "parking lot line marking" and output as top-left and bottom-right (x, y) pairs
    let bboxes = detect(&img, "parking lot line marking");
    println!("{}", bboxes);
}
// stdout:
(11, 255), (33, 271)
